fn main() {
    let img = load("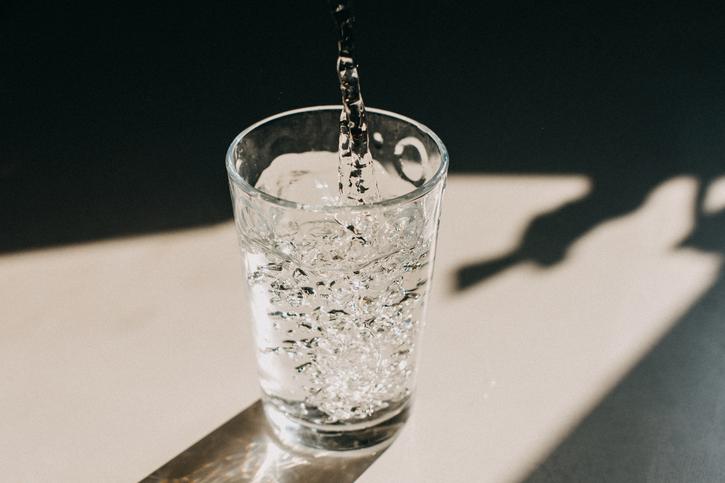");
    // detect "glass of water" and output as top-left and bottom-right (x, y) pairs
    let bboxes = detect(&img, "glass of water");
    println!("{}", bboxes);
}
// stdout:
(226, 106), (448, 451)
